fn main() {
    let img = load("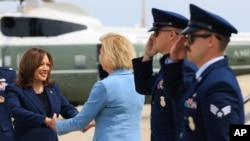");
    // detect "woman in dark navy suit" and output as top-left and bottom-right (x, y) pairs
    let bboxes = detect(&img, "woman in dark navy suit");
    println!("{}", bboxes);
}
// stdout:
(5, 47), (79, 141)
